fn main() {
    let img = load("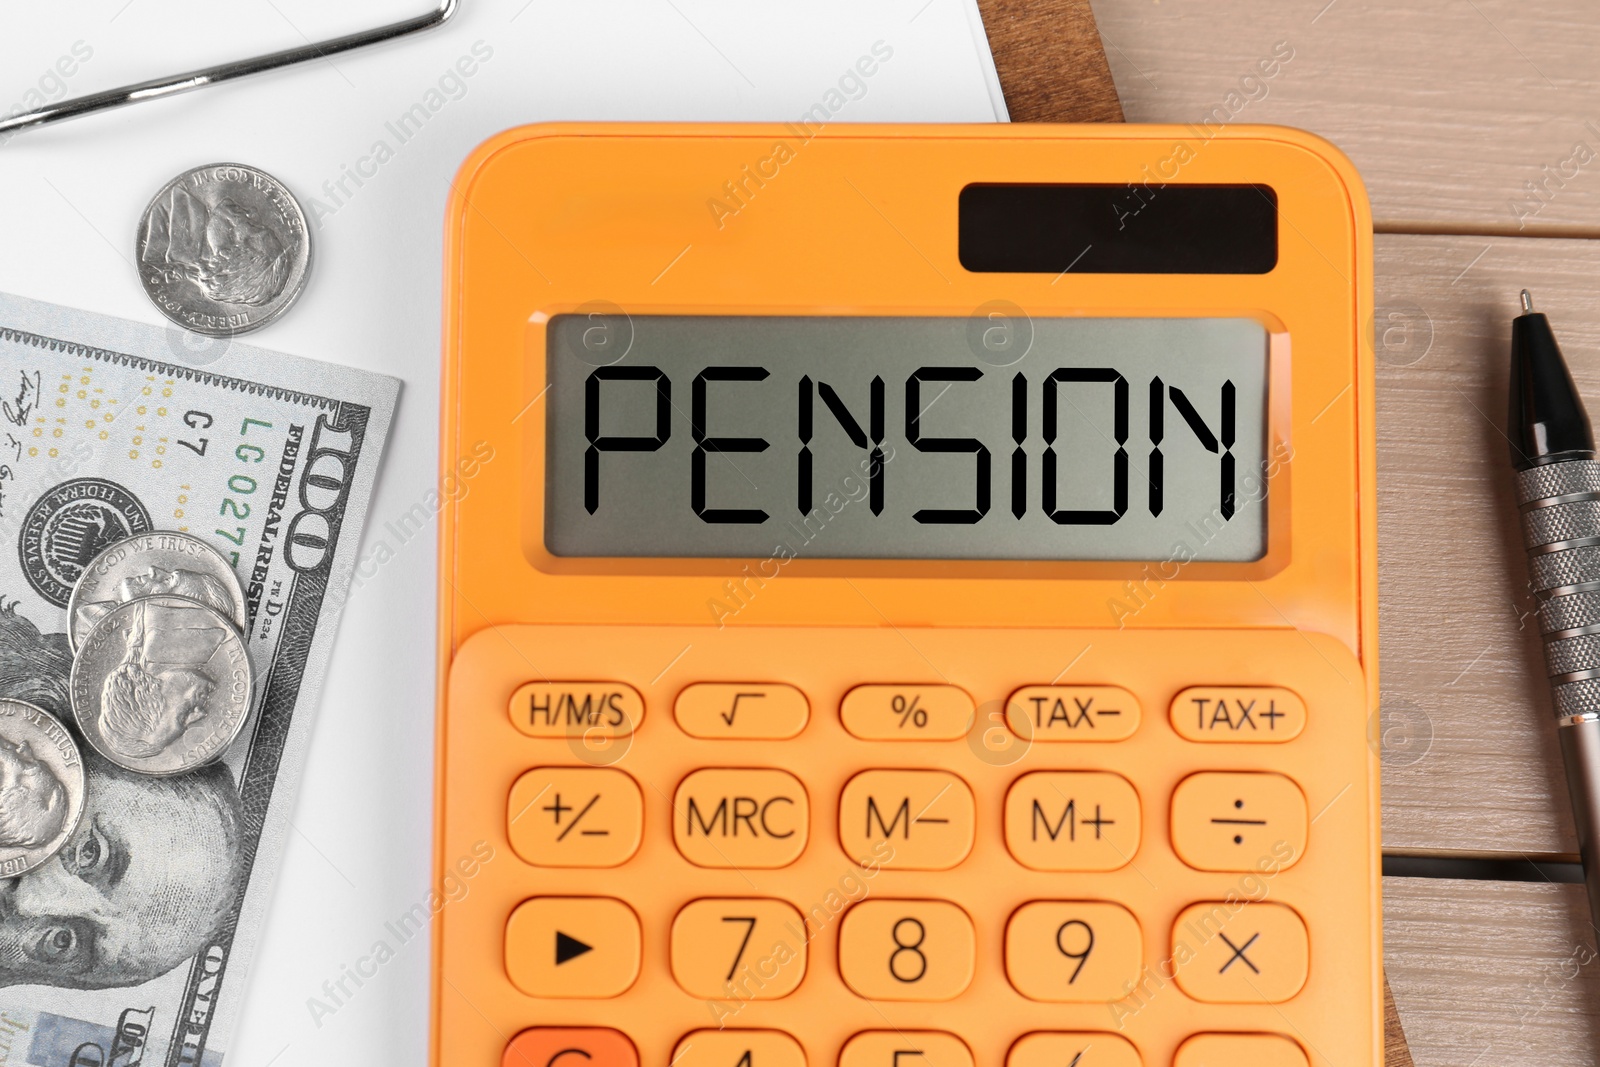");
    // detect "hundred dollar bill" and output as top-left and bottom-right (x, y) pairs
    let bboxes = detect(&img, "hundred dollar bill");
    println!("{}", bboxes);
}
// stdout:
(0, 292), (397, 1067)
